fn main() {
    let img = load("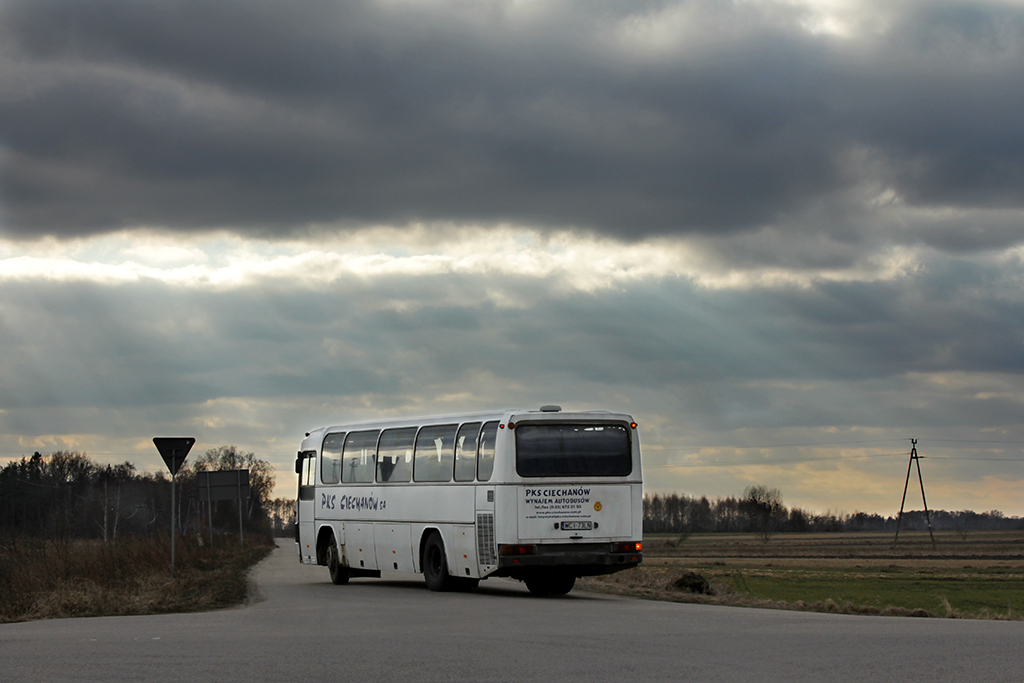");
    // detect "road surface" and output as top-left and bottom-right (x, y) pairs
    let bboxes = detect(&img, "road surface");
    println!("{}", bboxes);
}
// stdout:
(2, 541), (1021, 682)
